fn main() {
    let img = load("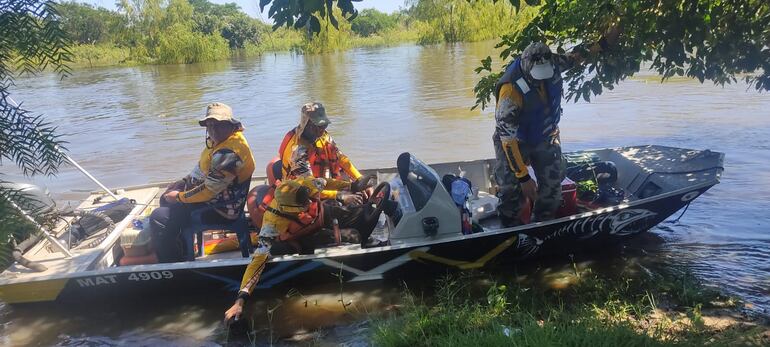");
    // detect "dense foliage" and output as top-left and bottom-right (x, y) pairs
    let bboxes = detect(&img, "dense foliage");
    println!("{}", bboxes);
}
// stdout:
(0, 1), (71, 262)
(189, 0), (260, 48)
(57, 2), (127, 45)
(56, 0), (542, 66)
(351, 8), (399, 37)
(472, 0), (770, 109)
(57, 0), (265, 65)
(114, 0), (231, 64)
(406, 0), (537, 45)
